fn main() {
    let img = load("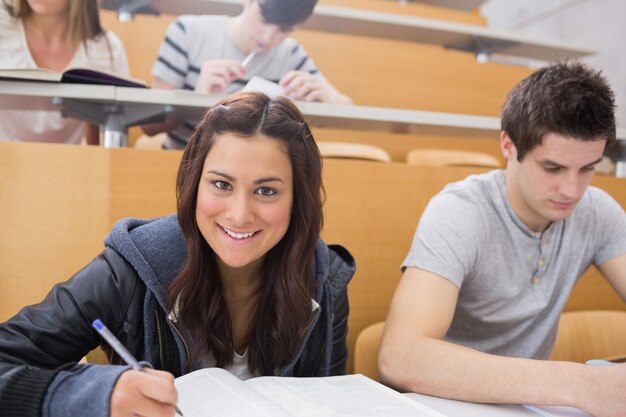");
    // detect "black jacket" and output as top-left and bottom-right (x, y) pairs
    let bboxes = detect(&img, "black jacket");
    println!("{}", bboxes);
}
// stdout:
(0, 215), (355, 417)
